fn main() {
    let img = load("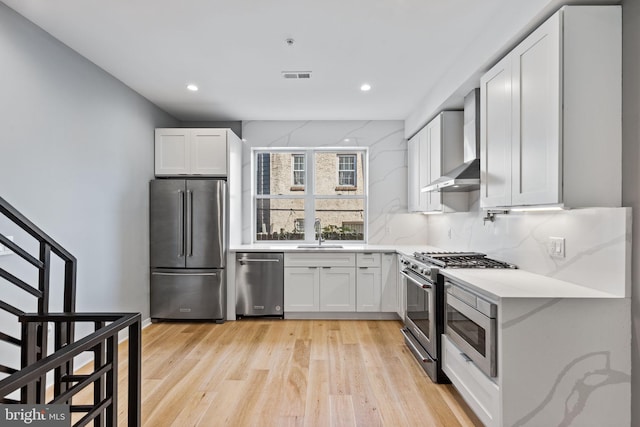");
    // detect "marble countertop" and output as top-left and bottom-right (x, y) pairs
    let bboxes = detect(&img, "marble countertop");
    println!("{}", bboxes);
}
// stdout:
(440, 269), (620, 300)
(230, 243), (624, 300)
(229, 243), (435, 256)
